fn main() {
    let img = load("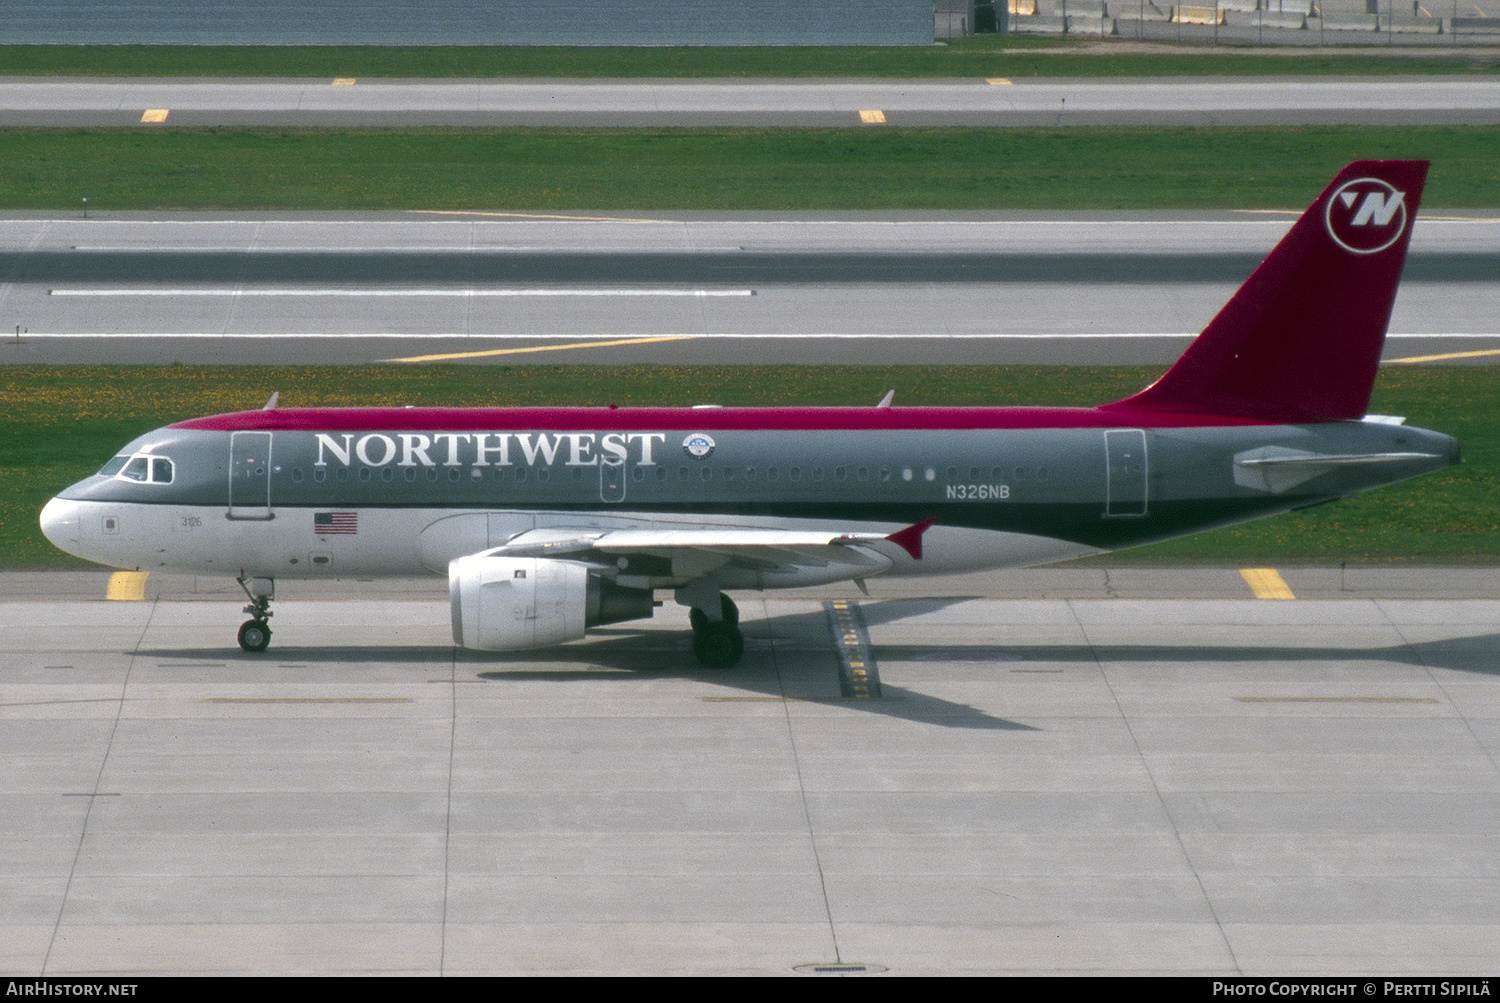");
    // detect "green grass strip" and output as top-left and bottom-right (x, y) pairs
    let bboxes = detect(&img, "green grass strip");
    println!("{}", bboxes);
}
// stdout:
(5, 40), (1499, 78)
(3, 363), (1492, 568)
(5, 126), (1500, 210)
